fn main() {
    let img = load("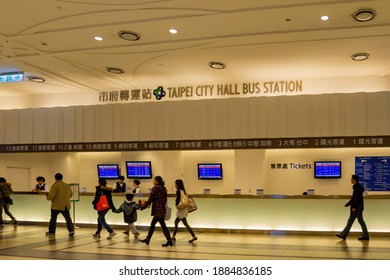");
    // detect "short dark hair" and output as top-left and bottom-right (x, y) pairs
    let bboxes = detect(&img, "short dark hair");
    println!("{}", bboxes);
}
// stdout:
(126, 193), (134, 201)
(0, 177), (6, 183)
(36, 176), (45, 182)
(134, 179), (141, 185)
(352, 174), (359, 182)
(55, 173), (63, 180)
(119, 175), (125, 180)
